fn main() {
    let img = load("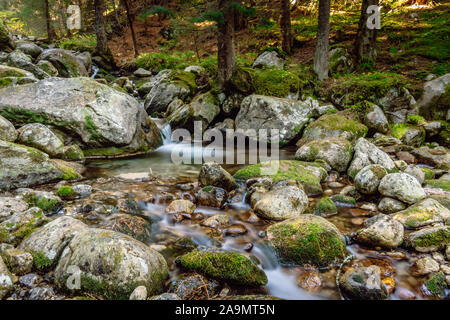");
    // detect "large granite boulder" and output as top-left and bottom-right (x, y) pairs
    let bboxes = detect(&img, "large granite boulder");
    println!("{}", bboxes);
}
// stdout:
(37, 49), (88, 78)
